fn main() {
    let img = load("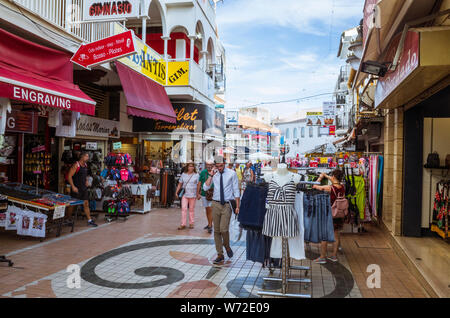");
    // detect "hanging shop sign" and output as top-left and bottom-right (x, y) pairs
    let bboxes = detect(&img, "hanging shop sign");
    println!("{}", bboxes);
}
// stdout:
(71, 31), (136, 69)
(5, 110), (38, 134)
(113, 23), (166, 86)
(113, 142), (122, 150)
(375, 31), (419, 108)
(167, 61), (190, 86)
(363, 0), (378, 46)
(82, 0), (140, 22)
(329, 125), (336, 136)
(322, 102), (336, 126)
(53, 205), (66, 220)
(76, 115), (120, 138)
(133, 103), (225, 137)
(306, 112), (324, 126)
(226, 111), (239, 125)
